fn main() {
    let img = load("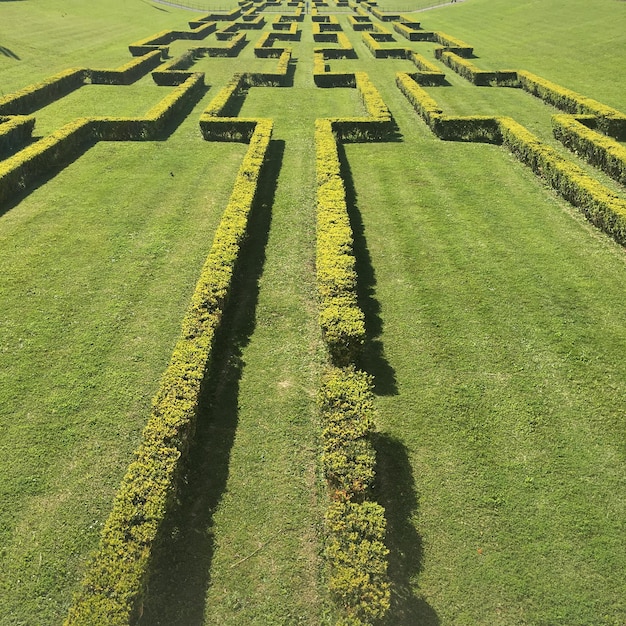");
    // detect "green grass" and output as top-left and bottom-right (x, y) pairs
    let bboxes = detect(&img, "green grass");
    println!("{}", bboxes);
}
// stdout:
(1, 0), (625, 624)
